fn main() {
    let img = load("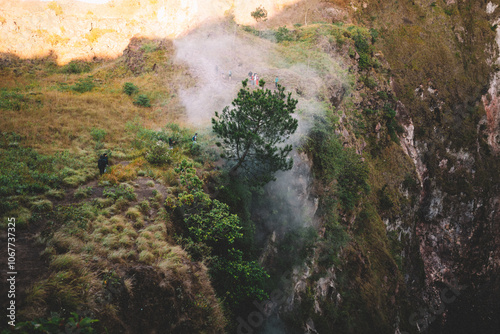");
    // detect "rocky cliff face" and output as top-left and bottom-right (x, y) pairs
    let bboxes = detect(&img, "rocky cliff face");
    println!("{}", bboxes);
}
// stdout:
(0, 0), (302, 64)
(367, 0), (500, 332)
